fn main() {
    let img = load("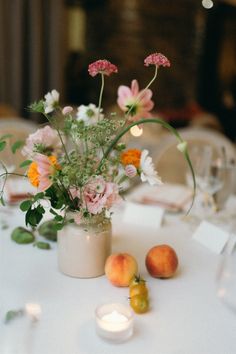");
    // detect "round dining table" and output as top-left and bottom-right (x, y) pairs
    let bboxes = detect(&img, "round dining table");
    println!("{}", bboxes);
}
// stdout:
(0, 198), (236, 354)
